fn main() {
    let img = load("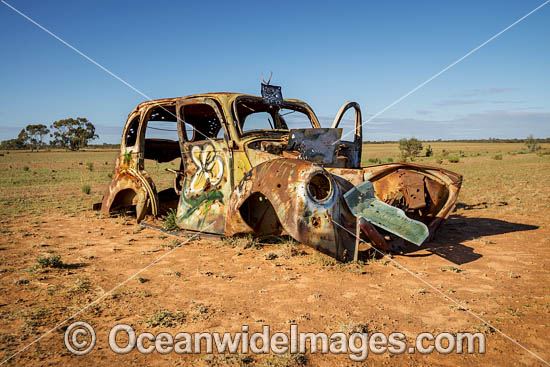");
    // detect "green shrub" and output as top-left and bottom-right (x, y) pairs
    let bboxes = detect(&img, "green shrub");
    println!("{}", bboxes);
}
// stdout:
(493, 154), (503, 160)
(367, 157), (381, 164)
(146, 310), (185, 327)
(82, 185), (91, 194)
(85, 162), (94, 171)
(525, 134), (541, 152)
(425, 145), (433, 157)
(398, 138), (423, 161)
(37, 254), (64, 268)
(162, 208), (179, 231)
(447, 156), (459, 163)
(23, 166), (29, 171)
